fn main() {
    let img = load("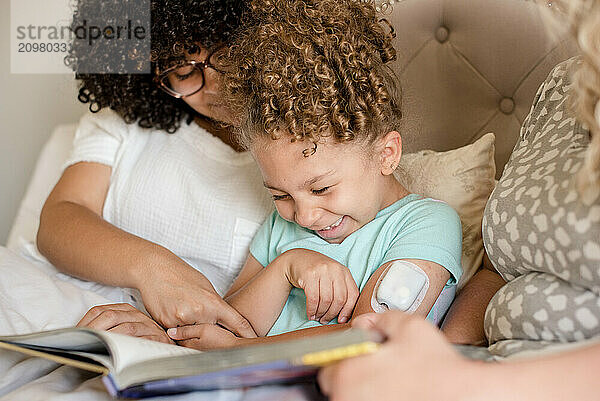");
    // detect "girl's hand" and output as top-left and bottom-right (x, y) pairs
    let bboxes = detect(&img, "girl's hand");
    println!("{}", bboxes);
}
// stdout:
(282, 249), (359, 324)
(77, 303), (174, 344)
(137, 257), (257, 338)
(166, 324), (245, 350)
(318, 311), (477, 401)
